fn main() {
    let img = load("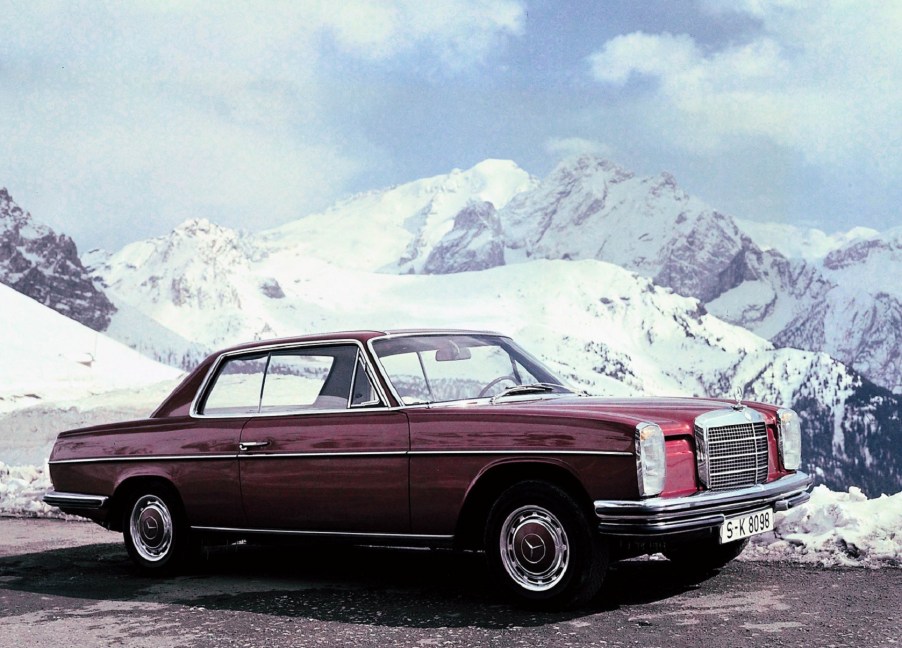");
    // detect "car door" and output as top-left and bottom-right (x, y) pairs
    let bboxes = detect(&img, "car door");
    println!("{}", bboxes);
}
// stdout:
(237, 343), (410, 533)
